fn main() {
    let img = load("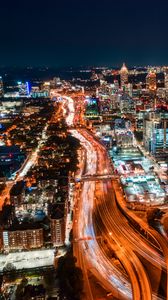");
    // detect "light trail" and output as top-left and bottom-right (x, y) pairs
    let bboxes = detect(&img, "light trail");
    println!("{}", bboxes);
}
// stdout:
(62, 94), (166, 300)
